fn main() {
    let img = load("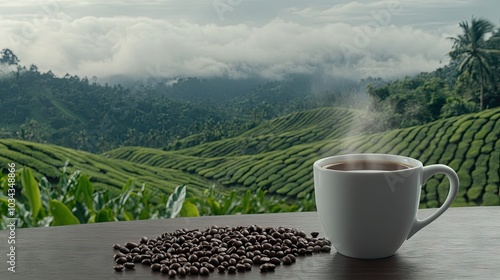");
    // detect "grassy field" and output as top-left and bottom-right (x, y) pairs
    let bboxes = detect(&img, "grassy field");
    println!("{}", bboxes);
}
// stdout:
(1, 106), (499, 208)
